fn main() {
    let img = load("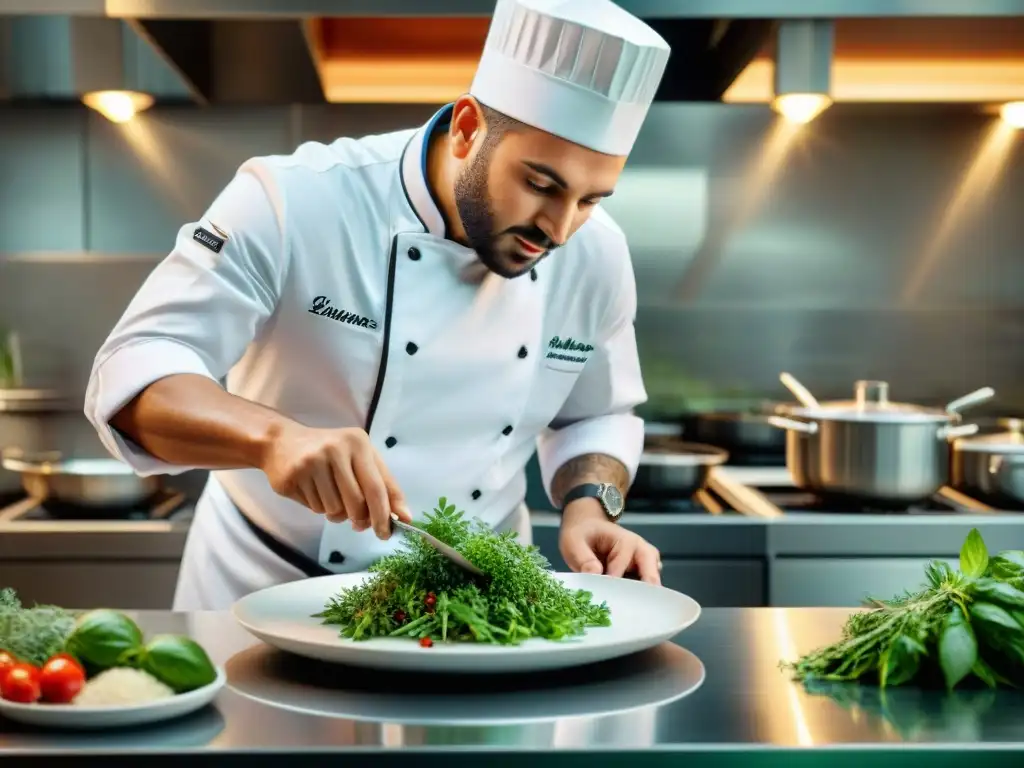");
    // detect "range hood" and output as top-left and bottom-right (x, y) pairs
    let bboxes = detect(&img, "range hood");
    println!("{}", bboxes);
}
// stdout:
(2, 0), (1024, 108)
